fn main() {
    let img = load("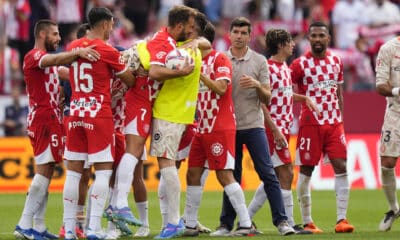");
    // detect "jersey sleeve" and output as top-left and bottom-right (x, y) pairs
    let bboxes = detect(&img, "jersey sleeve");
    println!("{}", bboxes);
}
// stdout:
(147, 40), (174, 66)
(29, 49), (47, 69)
(289, 58), (303, 85)
(214, 53), (232, 83)
(375, 42), (392, 86)
(102, 46), (127, 75)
